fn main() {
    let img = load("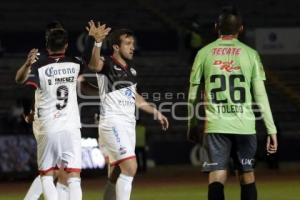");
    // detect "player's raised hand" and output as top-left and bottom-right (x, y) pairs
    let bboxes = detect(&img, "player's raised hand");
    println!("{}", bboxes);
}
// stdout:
(25, 48), (39, 67)
(94, 22), (111, 42)
(86, 20), (111, 42)
(86, 20), (97, 36)
(266, 134), (278, 154)
(157, 112), (169, 131)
